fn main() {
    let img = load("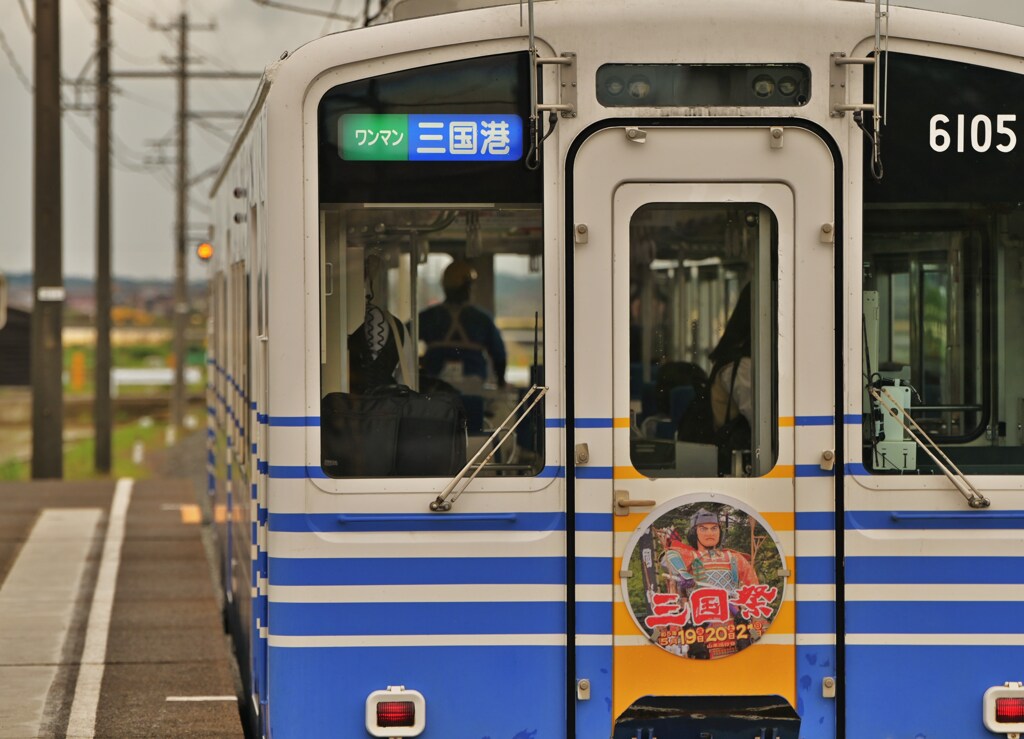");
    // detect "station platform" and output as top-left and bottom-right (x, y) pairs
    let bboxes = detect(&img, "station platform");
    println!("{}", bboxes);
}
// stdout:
(0, 473), (244, 738)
